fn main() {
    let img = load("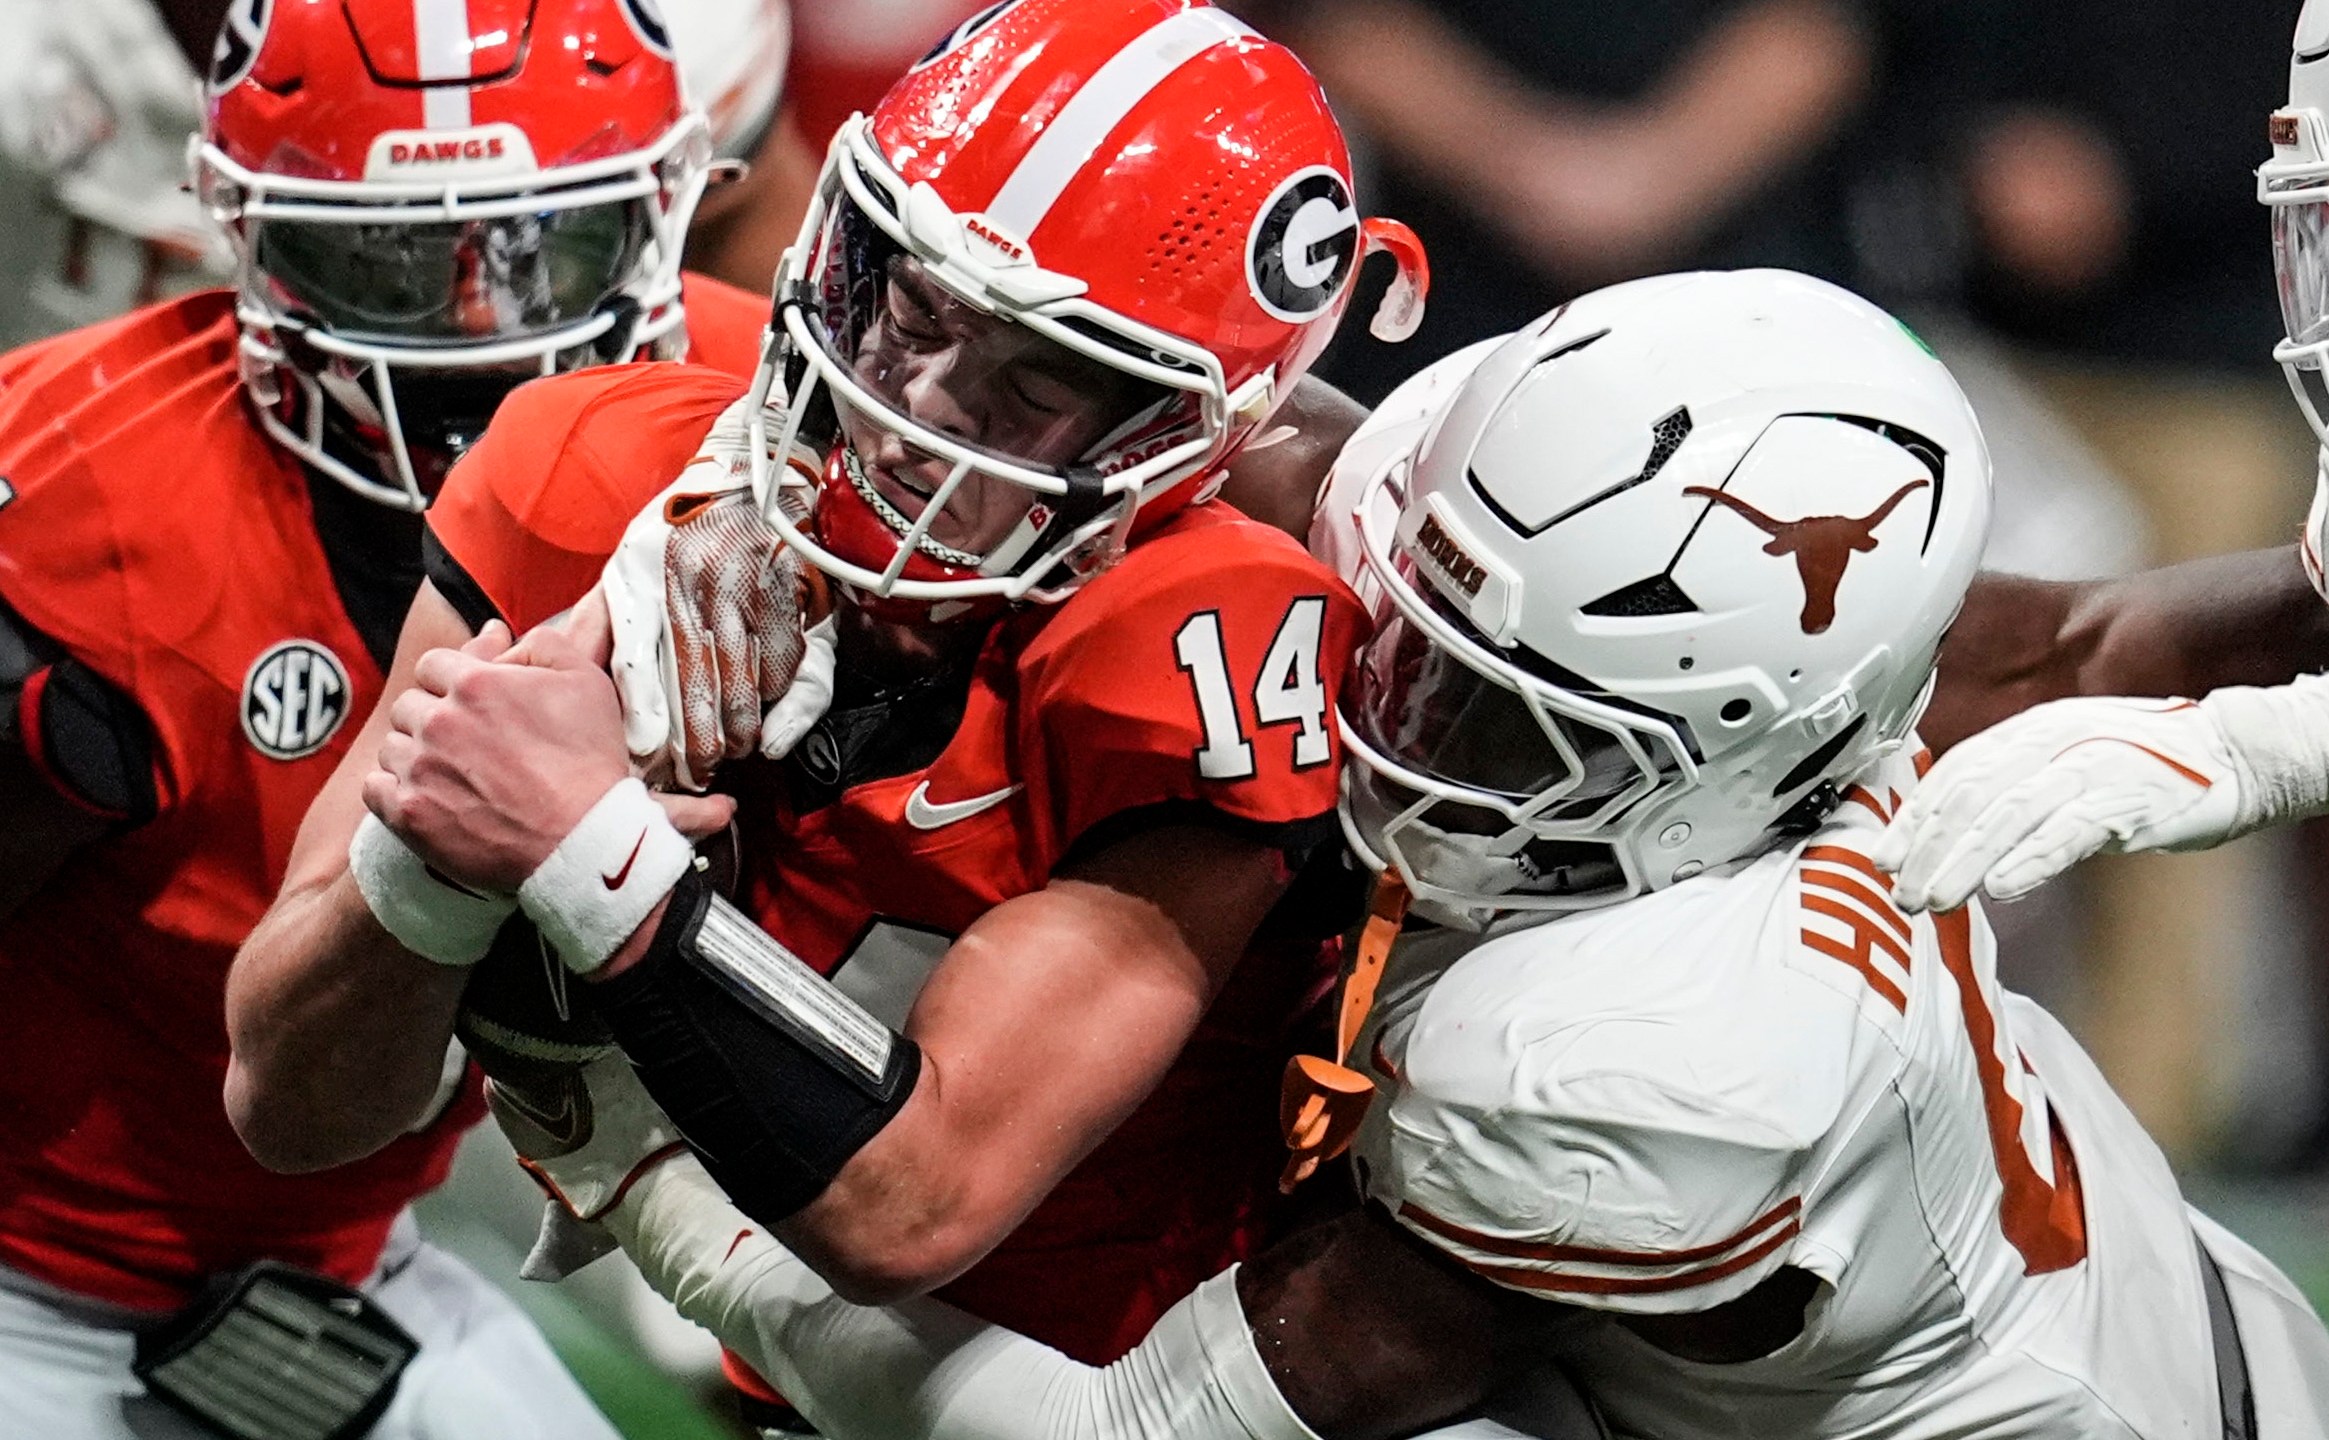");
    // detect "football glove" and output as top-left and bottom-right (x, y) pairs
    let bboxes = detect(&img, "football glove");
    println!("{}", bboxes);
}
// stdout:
(489, 1048), (687, 1226)
(602, 394), (835, 792)
(1873, 675), (2329, 913)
